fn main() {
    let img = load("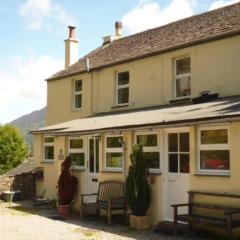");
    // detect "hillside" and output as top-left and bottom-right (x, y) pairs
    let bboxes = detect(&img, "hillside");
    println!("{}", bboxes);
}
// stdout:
(10, 107), (46, 147)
